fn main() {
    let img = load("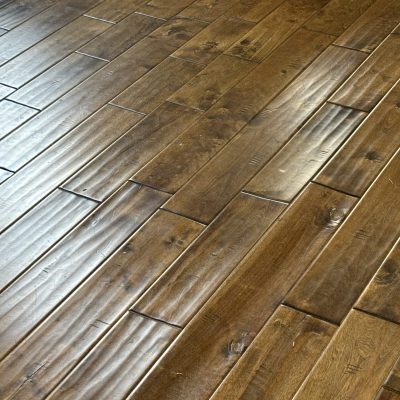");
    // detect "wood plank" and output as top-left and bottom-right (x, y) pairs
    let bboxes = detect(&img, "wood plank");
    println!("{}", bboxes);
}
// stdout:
(0, 0), (103, 65)
(48, 313), (179, 400)
(127, 183), (356, 400)
(285, 150), (400, 324)
(210, 306), (336, 400)
(180, 0), (242, 22)
(0, 168), (11, 183)
(0, 16), (111, 88)
(0, 182), (169, 361)
(0, 17), (206, 171)
(134, 193), (285, 326)
(0, 190), (97, 292)
(226, 0), (286, 23)
(334, 0), (400, 52)
(304, 0), (376, 36)
(375, 389), (400, 400)
(138, 0), (196, 19)
(111, 56), (204, 114)
(331, 34), (400, 111)
(0, 100), (37, 139)
(245, 104), (366, 201)
(0, 105), (142, 233)
(0, 209), (200, 399)
(134, 28), (335, 193)
(0, 83), (13, 99)
(63, 102), (200, 201)
(8, 53), (107, 110)
(165, 46), (366, 223)
(316, 83), (400, 196)
(292, 311), (400, 400)
(173, 16), (254, 65)
(85, 0), (146, 23)
(226, 0), (328, 62)
(79, 12), (164, 61)
(385, 361), (400, 393)
(169, 54), (256, 111)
